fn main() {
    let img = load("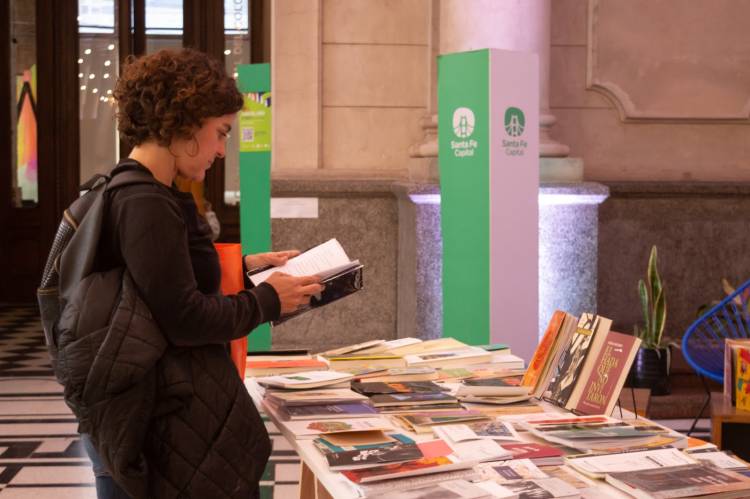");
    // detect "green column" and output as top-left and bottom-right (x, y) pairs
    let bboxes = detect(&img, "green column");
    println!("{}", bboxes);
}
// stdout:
(237, 63), (272, 351)
(438, 50), (490, 346)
